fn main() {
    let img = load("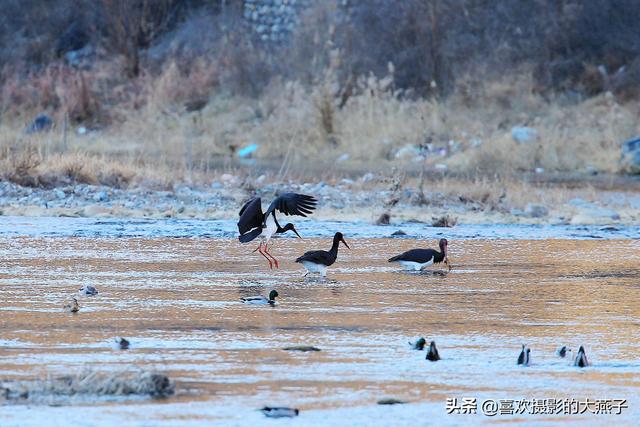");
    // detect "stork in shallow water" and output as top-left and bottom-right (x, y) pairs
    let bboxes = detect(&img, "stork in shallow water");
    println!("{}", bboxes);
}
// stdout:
(295, 232), (350, 278)
(388, 238), (449, 271)
(237, 193), (317, 268)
